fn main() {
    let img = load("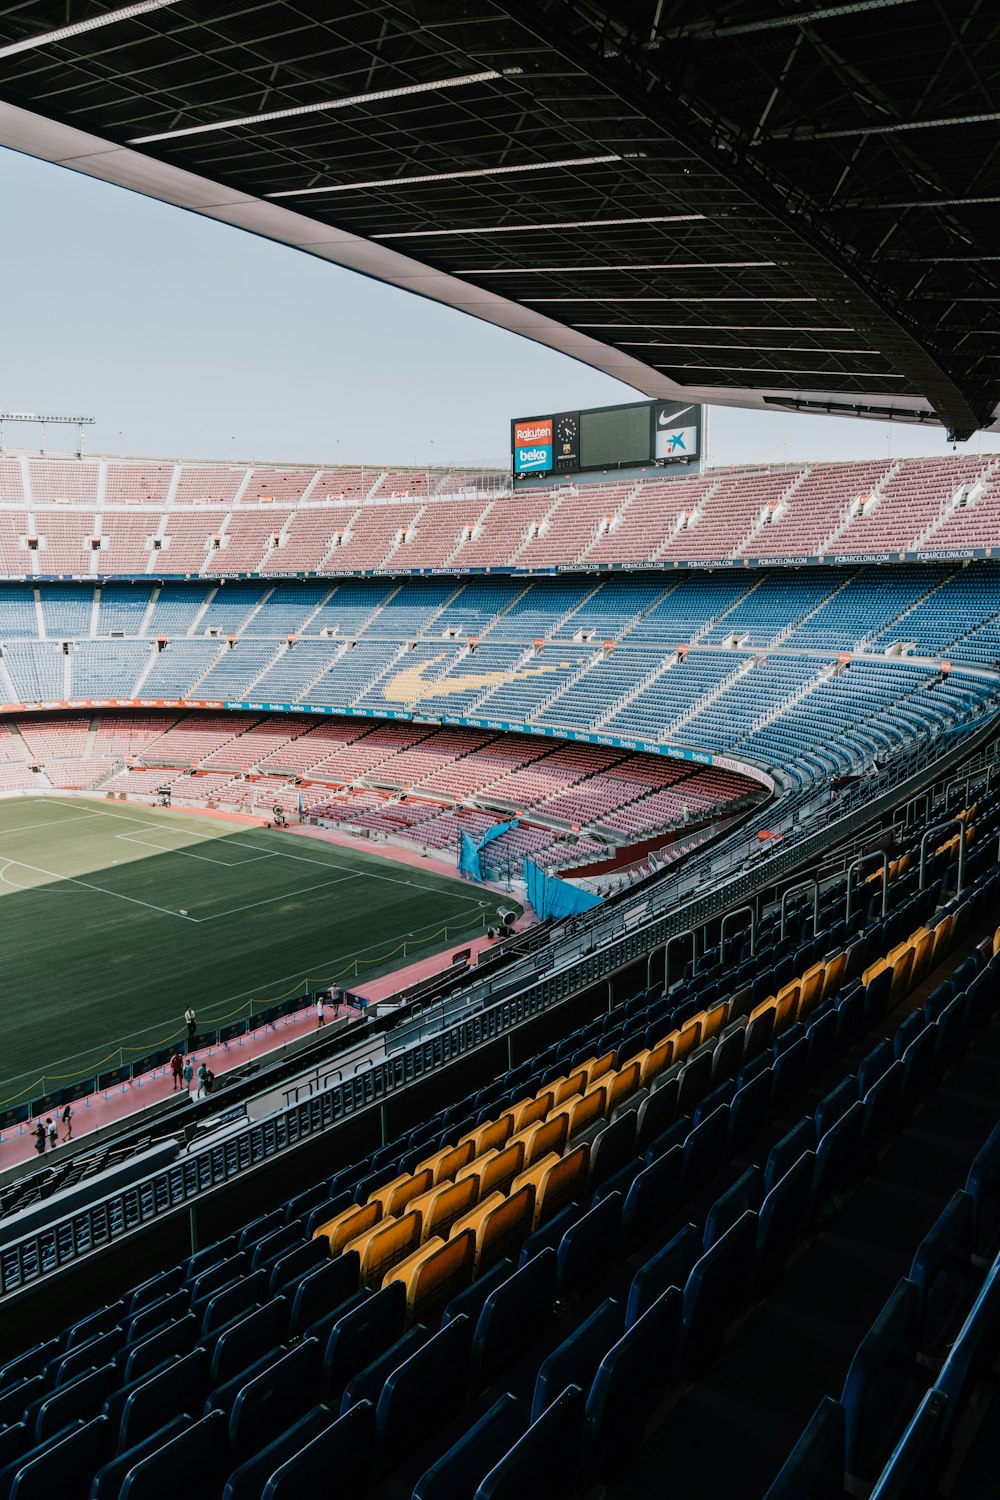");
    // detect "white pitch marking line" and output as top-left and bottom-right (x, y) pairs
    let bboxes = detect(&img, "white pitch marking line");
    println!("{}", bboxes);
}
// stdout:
(192, 873), (356, 923)
(0, 853), (197, 919)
